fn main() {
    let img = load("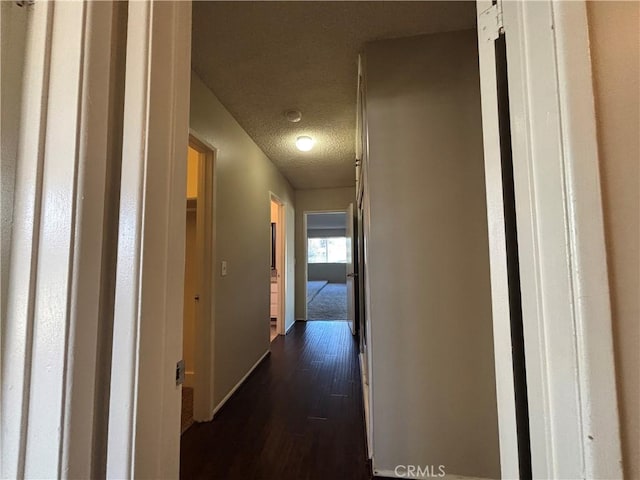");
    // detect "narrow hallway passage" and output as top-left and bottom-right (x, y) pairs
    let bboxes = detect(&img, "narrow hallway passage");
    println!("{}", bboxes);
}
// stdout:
(180, 321), (370, 480)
